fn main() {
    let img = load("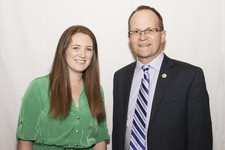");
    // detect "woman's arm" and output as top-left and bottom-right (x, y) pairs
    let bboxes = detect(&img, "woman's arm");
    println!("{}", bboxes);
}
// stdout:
(93, 141), (107, 150)
(17, 140), (33, 150)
